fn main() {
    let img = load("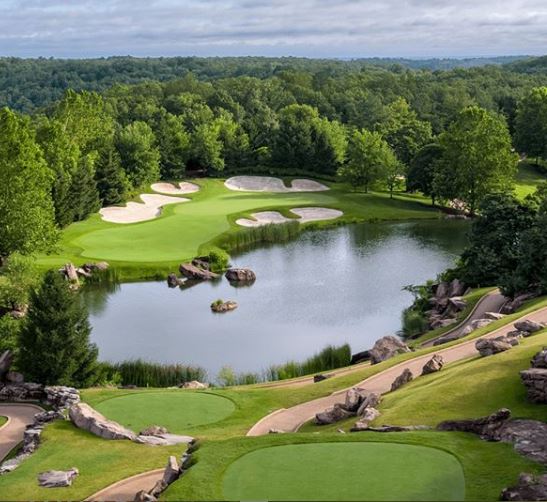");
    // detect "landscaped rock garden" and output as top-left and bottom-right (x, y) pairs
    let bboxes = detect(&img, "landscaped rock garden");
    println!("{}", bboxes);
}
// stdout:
(426, 279), (468, 330)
